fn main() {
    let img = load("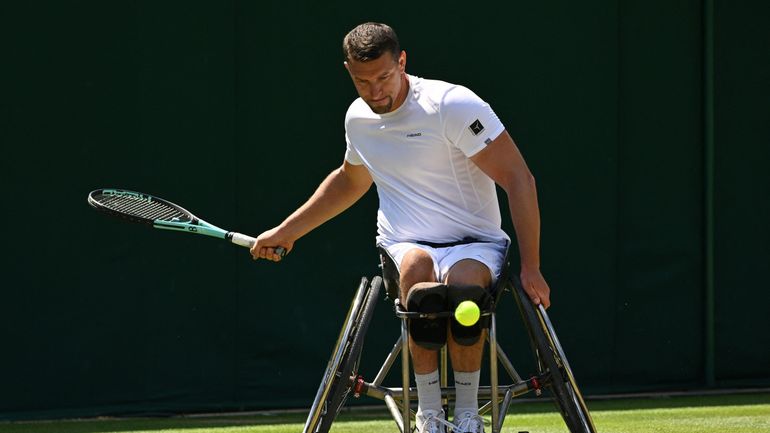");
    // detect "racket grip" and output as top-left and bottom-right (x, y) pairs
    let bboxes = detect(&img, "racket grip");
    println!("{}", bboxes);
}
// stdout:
(228, 232), (286, 257)
(229, 232), (257, 248)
